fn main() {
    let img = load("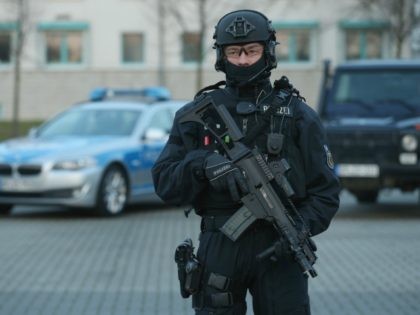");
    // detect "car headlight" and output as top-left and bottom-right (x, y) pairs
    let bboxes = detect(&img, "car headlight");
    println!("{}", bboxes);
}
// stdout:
(401, 134), (418, 152)
(53, 157), (97, 170)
